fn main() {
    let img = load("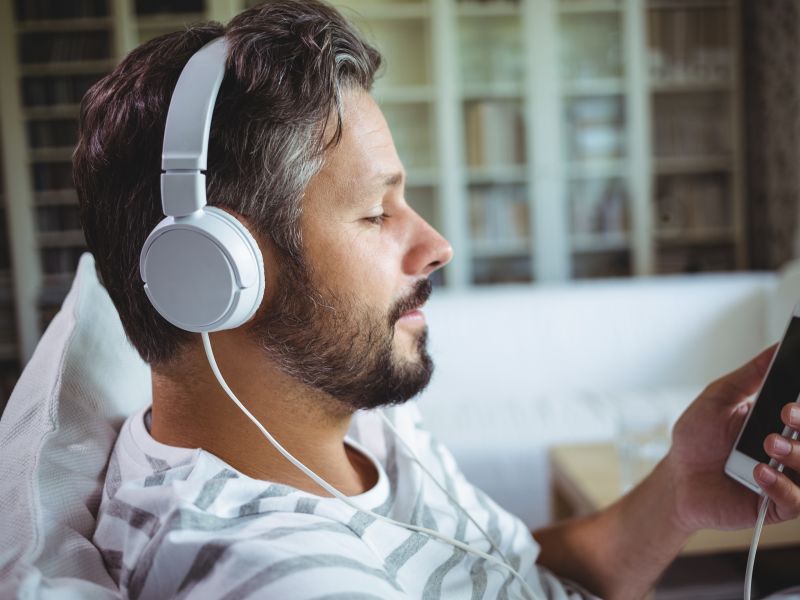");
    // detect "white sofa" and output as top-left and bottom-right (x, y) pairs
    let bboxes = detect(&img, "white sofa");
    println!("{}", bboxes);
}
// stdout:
(418, 263), (800, 529)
